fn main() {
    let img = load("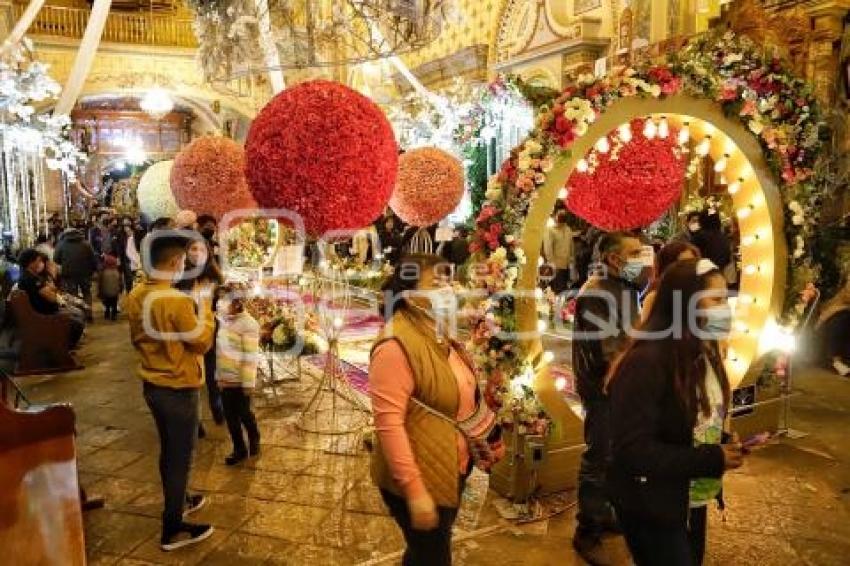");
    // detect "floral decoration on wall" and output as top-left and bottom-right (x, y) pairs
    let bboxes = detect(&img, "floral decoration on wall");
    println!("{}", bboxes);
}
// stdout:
(137, 160), (178, 220)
